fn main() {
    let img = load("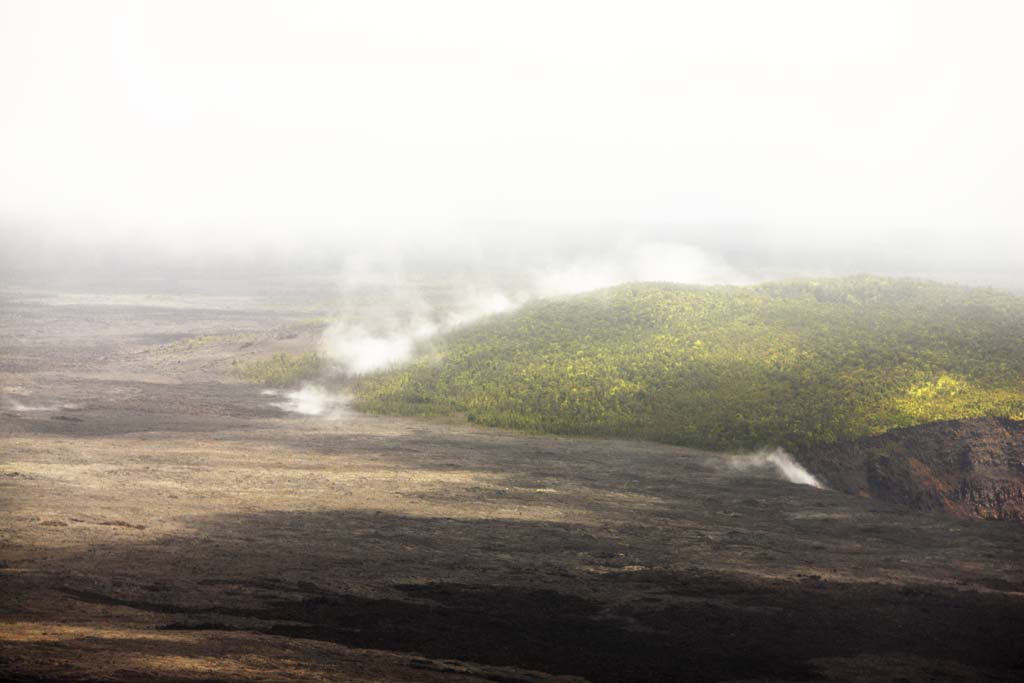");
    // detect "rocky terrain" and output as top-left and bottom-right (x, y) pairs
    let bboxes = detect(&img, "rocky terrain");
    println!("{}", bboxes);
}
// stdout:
(1, 288), (1022, 682)
(802, 417), (1024, 523)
